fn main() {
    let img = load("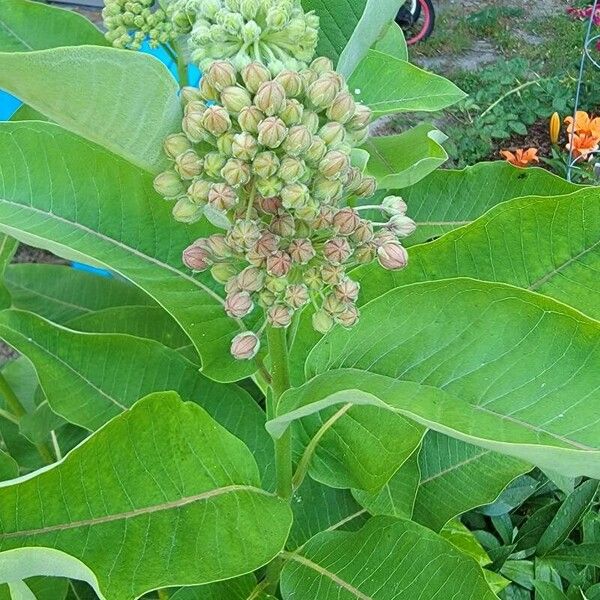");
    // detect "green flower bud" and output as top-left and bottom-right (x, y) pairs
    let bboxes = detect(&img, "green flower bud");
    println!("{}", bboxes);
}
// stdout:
(299, 110), (319, 135)
(310, 56), (334, 74)
(268, 303), (293, 328)
(259, 289), (277, 307)
(285, 283), (310, 309)
(312, 309), (334, 334)
(323, 237), (352, 265)
(278, 156), (306, 183)
(245, 249), (265, 267)
(253, 151), (280, 178)
(275, 70), (304, 97)
(266, 8), (289, 30)
(354, 243), (376, 264)
(270, 213), (295, 237)
(254, 80), (287, 116)
(182, 112), (206, 143)
(334, 278), (360, 303)
(221, 158), (251, 187)
(240, 0), (259, 19)
(257, 116), (288, 148)
(311, 205), (336, 229)
(326, 91), (356, 124)
(279, 99), (304, 126)
(305, 136), (328, 165)
(343, 167), (363, 194)
(312, 176), (343, 203)
(187, 178), (212, 203)
(256, 176), (284, 198)
(287, 238), (315, 264)
(303, 267), (322, 291)
(211, 262), (238, 284)
(265, 275), (288, 294)
(238, 106), (265, 133)
(208, 182), (238, 210)
(225, 291), (254, 318)
(173, 197), (204, 223)
(295, 201), (320, 222)
(377, 241), (408, 270)
(230, 331), (260, 360)
(337, 304), (359, 327)
(355, 175), (377, 199)
(180, 86), (204, 105)
(319, 150), (350, 180)
(206, 60), (237, 91)
(321, 263), (343, 286)
(348, 126), (369, 146)
(164, 133), (192, 160)
(154, 170), (184, 199)
(266, 251), (292, 277)
(217, 132), (235, 156)
(351, 220), (374, 244)
(222, 11), (244, 34)
(281, 182), (310, 209)
(237, 266), (265, 292)
(282, 125), (312, 156)
(200, 77), (220, 101)
(347, 103), (373, 130)
(232, 132), (259, 160)
(299, 68), (318, 87)
(175, 150), (203, 180)
(227, 219), (261, 251)
(319, 122), (346, 146)
(202, 106), (232, 136)
(332, 207), (360, 235)
(241, 61), (271, 94)
(203, 152), (228, 178)
(307, 74), (339, 110)
(183, 242), (212, 271)
(207, 233), (234, 259)
(220, 85), (253, 114)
